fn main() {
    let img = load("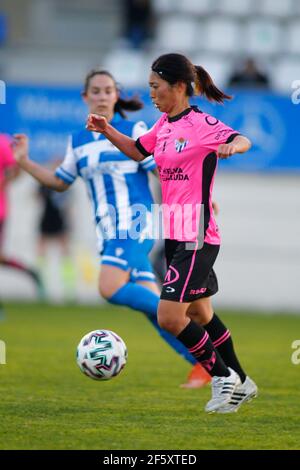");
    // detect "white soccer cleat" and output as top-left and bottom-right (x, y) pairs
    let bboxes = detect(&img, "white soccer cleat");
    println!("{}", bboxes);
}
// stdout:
(205, 367), (241, 413)
(216, 376), (258, 413)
